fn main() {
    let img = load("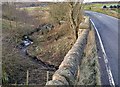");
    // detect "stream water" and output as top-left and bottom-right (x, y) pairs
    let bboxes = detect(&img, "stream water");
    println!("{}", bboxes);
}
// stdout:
(17, 24), (58, 71)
